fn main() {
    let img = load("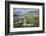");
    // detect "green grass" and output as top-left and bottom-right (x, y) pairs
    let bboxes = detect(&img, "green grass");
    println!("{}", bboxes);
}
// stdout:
(25, 16), (39, 27)
(13, 15), (39, 28)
